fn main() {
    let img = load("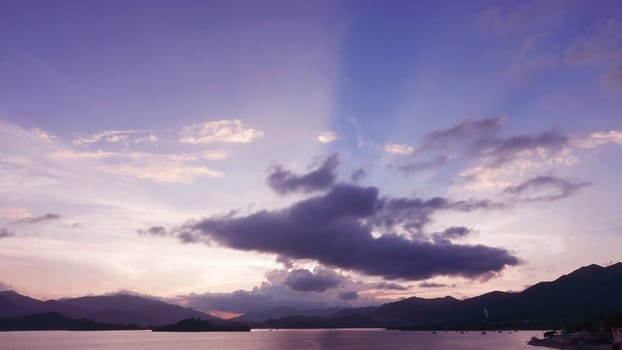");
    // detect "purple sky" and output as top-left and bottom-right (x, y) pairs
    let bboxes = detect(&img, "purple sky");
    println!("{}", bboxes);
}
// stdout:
(1, 0), (621, 315)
